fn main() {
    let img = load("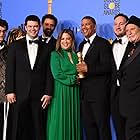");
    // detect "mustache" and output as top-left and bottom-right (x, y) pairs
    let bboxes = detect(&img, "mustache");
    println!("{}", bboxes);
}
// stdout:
(43, 29), (54, 37)
(45, 28), (52, 32)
